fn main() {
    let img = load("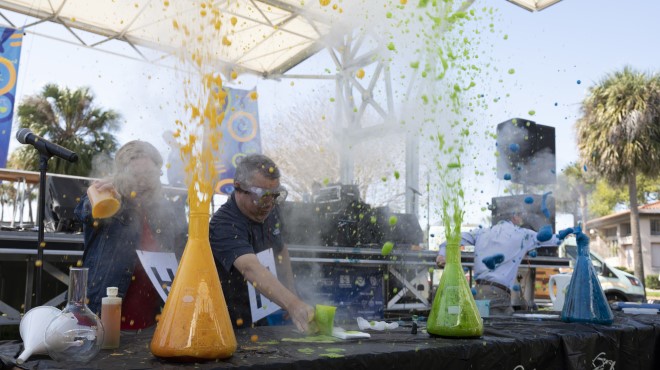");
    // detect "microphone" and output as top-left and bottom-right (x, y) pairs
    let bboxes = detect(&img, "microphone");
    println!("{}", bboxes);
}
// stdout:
(16, 128), (79, 163)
